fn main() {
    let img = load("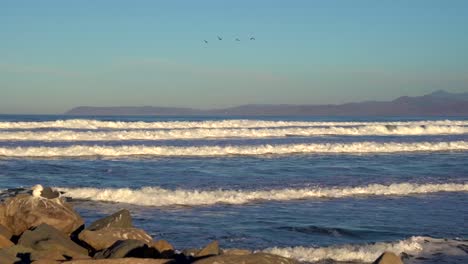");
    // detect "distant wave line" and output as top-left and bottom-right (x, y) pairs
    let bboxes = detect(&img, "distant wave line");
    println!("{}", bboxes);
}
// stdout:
(1, 119), (468, 130)
(0, 141), (467, 157)
(264, 236), (468, 263)
(0, 125), (467, 141)
(58, 182), (468, 207)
